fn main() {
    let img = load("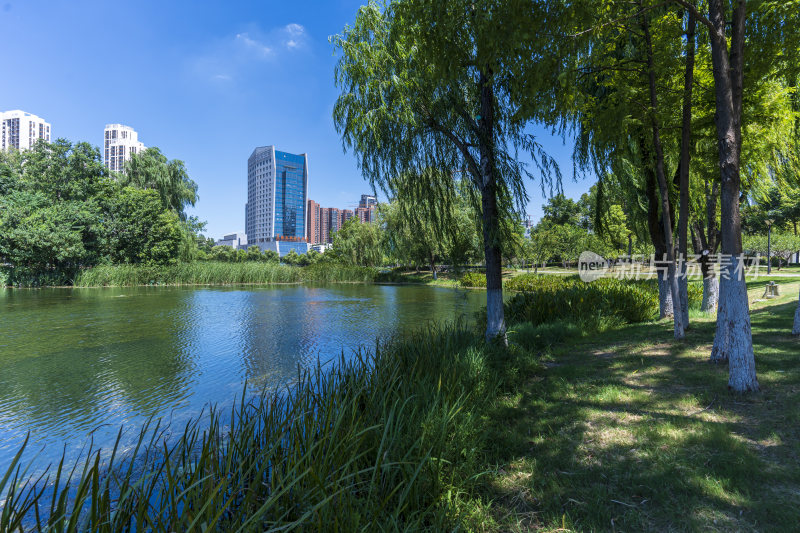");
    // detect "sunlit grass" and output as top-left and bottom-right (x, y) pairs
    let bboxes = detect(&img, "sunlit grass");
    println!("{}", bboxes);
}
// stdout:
(481, 280), (800, 531)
